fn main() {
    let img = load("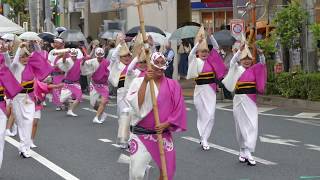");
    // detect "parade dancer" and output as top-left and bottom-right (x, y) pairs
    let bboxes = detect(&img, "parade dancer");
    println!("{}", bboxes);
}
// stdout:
(0, 54), (23, 167)
(31, 79), (63, 148)
(56, 48), (83, 117)
(109, 35), (133, 148)
(9, 43), (52, 158)
(222, 44), (267, 166)
(187, 27), (226, 150)
(81, 48), (110, 124)
(125, 33), (148, 88)
(49, 38), (66, 111)
(126, 52), (187, 180)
